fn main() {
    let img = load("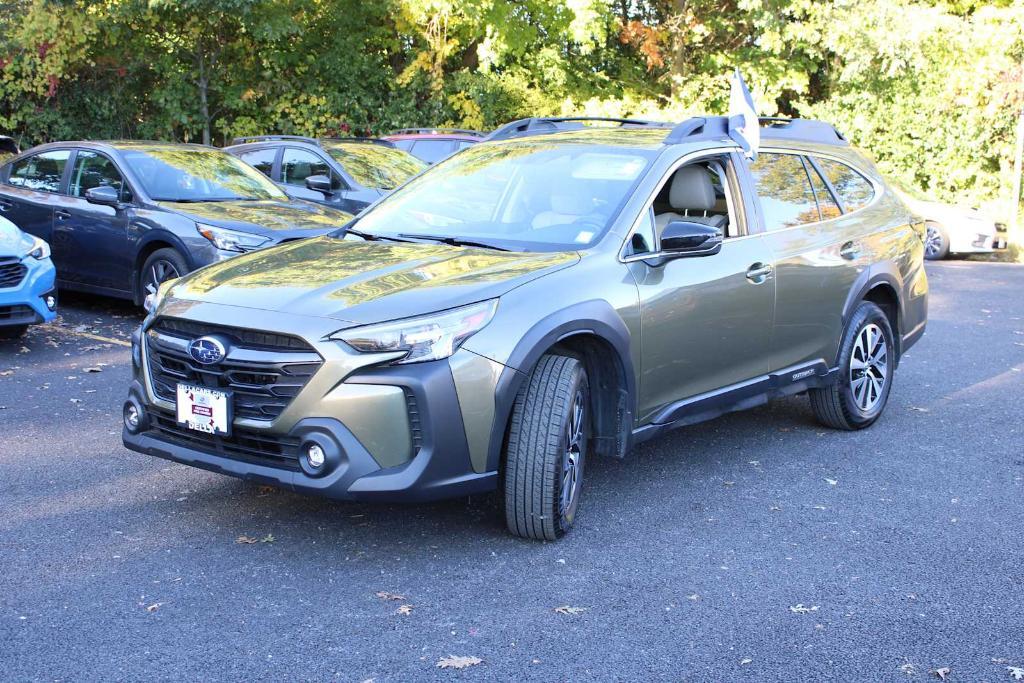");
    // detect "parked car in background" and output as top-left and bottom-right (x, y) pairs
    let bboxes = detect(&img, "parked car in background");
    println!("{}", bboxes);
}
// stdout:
(0, 136), (18, 164)
(123, 113), (928, 540)
(0, 141), (353, 305)
(226, 136), (425, 214)
(384, 128), (484, 164)
(895, 191), (1003, 260)
(0, 214), (56, 339)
